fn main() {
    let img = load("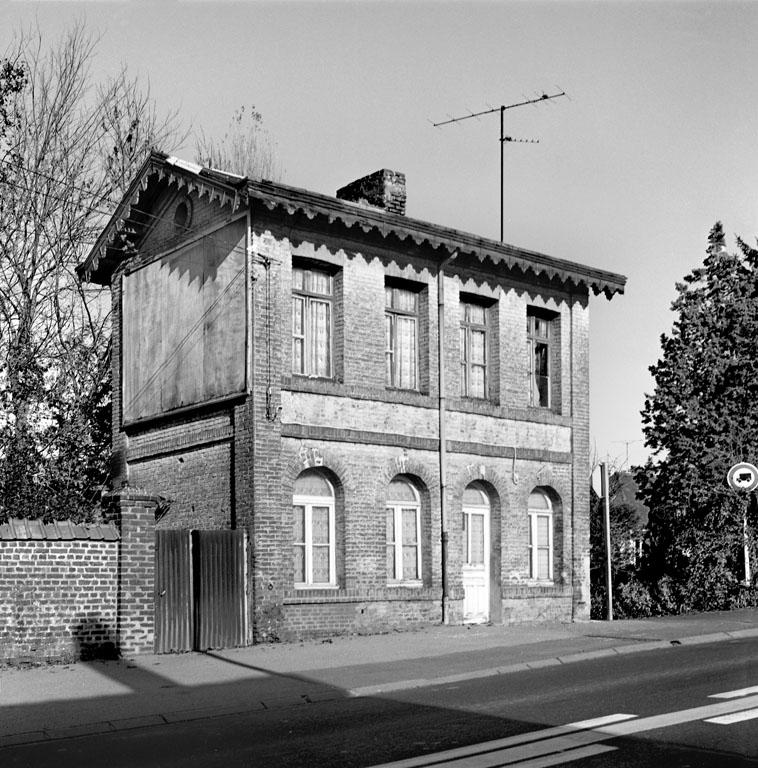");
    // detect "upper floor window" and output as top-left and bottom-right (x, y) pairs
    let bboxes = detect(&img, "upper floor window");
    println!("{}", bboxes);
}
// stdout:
(293, 470), (336, 587)
(386, 477), (421, 583)
(528, 489), (553, 580)
(385, 285), (418, 390)
(293, 266), (332, 378)
(460, 301), (487, 399)
(527, 310), (551, 408)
